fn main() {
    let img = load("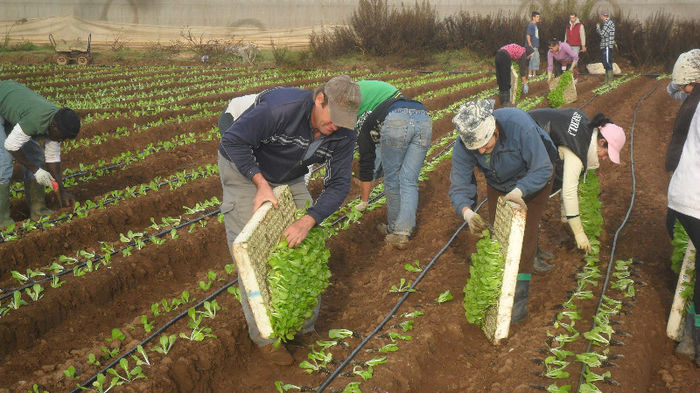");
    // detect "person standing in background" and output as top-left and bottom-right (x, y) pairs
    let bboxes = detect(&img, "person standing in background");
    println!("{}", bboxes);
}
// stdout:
(596, 9), (616, 83)
(525, 11), (541, 78)
(564, 12), (586, 56)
